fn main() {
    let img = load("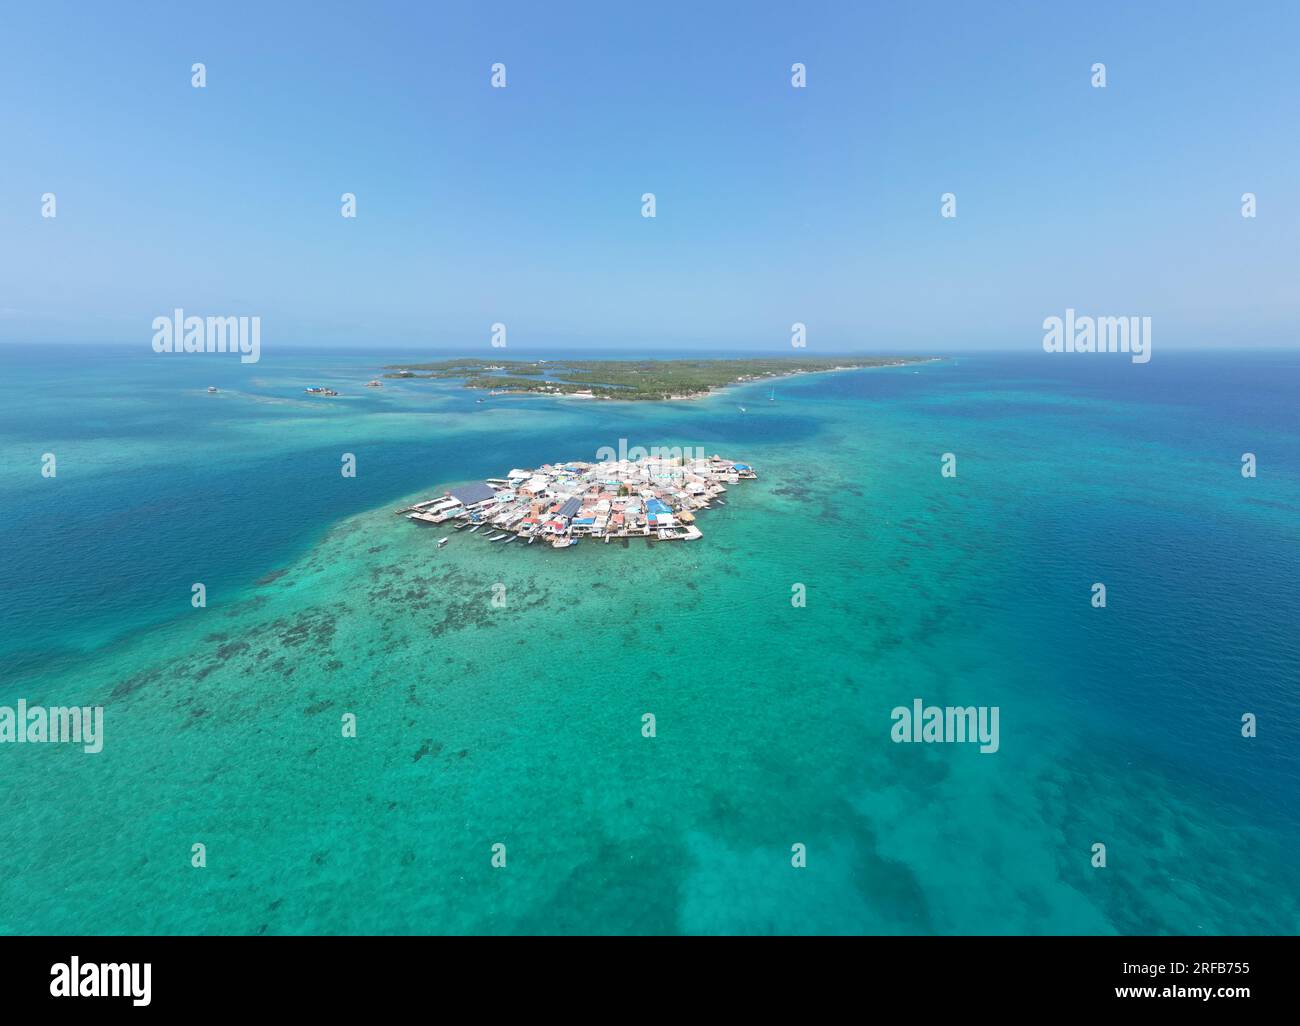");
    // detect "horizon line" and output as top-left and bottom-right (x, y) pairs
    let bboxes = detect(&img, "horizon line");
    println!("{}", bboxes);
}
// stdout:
(3, 340), (1299, 355)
